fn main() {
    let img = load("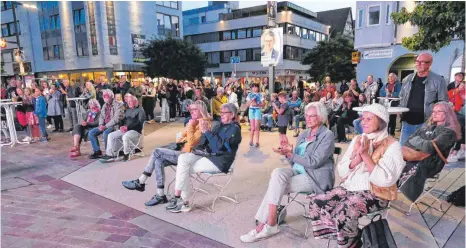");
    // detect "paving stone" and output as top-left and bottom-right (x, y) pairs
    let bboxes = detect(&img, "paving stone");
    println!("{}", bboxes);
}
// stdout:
(105, 234), (131, 243)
